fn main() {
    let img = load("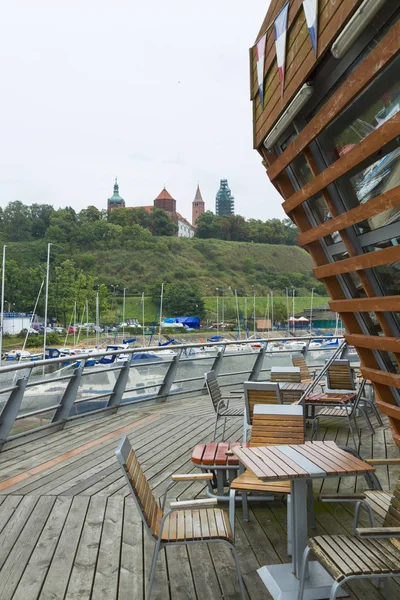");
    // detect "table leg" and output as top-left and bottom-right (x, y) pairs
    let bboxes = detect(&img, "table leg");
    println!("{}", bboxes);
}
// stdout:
(291, 479), (308, 576)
